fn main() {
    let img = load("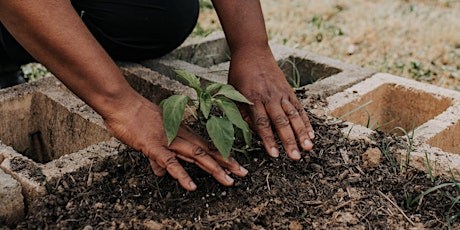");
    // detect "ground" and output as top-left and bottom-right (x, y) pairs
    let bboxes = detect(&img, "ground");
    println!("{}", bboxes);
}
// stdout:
(196, 0), (460, 90)
(10, 94), (460, 229)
